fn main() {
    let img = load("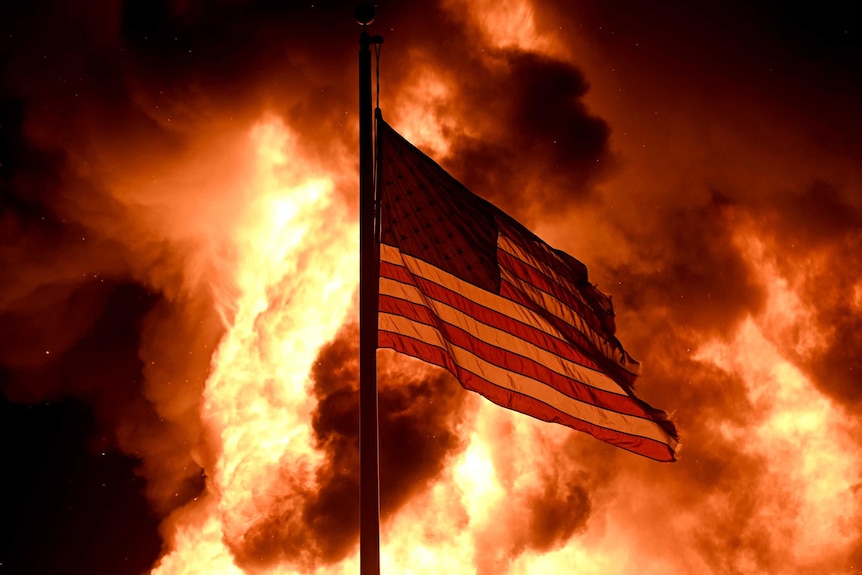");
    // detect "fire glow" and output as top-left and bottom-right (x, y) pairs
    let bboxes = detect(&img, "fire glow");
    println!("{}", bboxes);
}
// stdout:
(146, 116), (862, 574)
(153, 118), (357, 574)
(3, 1), (862, 574)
